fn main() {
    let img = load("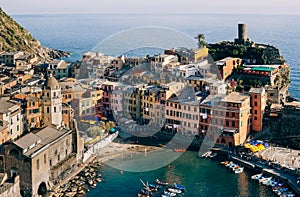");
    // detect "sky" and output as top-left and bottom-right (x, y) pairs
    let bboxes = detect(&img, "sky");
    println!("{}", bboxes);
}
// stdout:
(1, 0), (300, 15)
